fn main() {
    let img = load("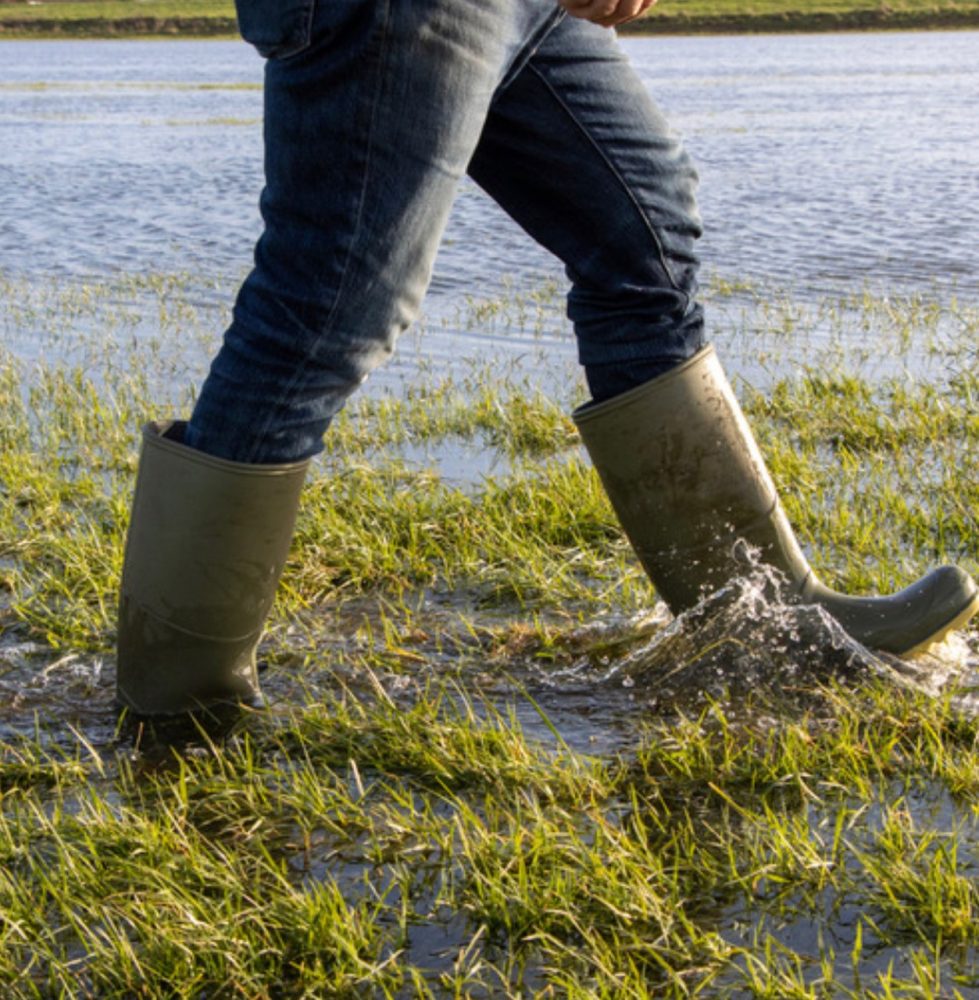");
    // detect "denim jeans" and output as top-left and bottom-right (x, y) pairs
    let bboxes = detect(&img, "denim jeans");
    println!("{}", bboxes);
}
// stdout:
(186, 0), (705, 464)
